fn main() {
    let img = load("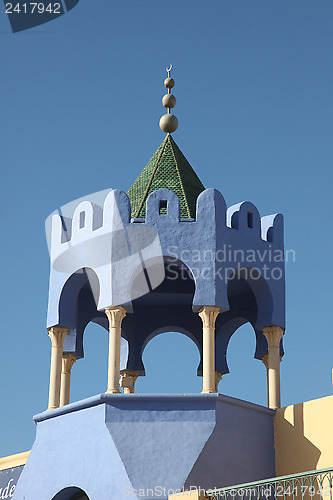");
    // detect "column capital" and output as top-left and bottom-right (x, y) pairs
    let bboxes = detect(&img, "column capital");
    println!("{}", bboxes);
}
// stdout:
(62, 354), (76, 374)
(215, 371), (223, 392)
(198, 306), (220, 328)
(120, 370), (139, 394)
(48, 327), (68, 348)
(262, 326), (284, 348)
(105, 306), (127, 327)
